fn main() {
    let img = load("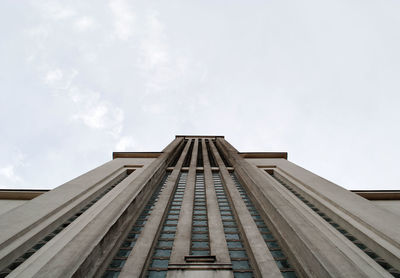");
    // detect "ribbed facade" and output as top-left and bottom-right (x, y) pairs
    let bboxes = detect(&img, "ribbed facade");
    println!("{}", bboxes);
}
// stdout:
(0, 136), (399, 278)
